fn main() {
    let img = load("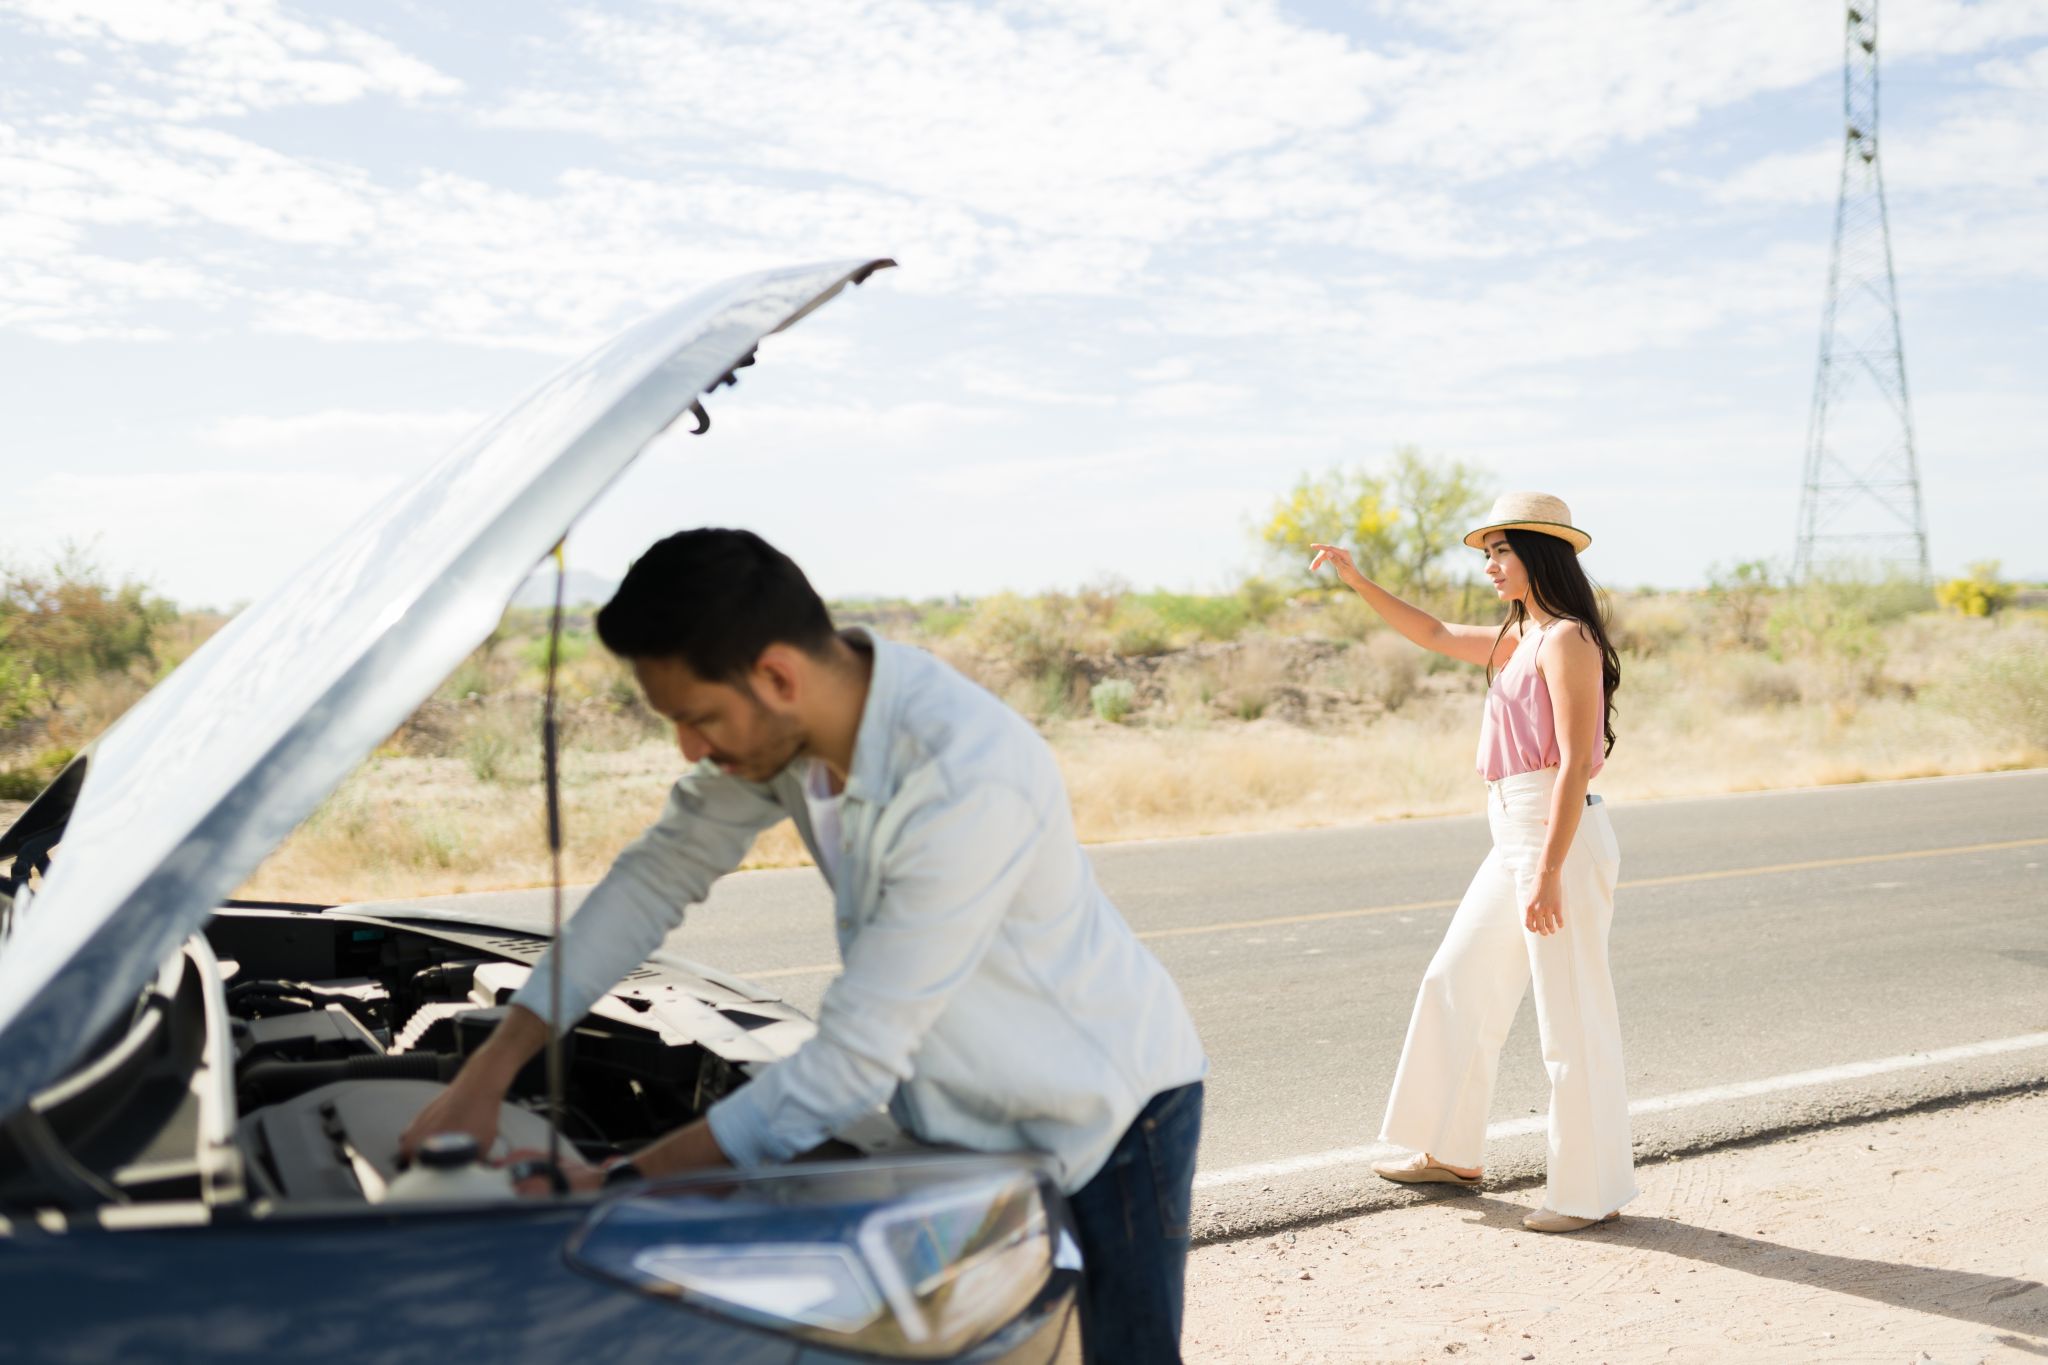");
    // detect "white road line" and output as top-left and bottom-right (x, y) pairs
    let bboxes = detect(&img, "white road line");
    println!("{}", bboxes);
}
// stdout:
(1191, 1031), (2048, 1192)
(1085, 766), (2048, 851)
